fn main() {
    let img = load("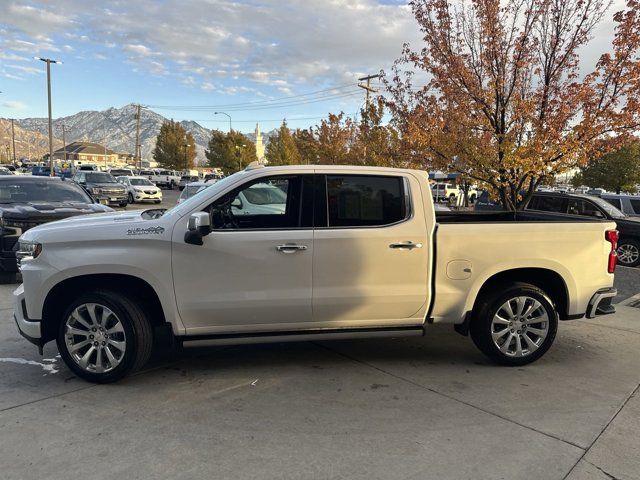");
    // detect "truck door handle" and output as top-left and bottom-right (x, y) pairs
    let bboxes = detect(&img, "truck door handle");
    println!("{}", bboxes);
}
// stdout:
(276, 244), (308, 253)
(389, 242), (423, 250)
